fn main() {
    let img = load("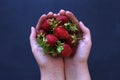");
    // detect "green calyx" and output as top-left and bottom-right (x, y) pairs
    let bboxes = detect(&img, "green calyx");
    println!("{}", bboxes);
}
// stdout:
(36, 35), (49, 51)
(37, 32), (45, 38)
(57, 46), (63, 53)
(56, 41), (63, 53)
(49, 18), (58, 32)
(71, 34), (77, 44)
(49, 18), (58, 27)
(37, 36), (57, 56)
(71, 34), (83, 46)
(37, 35), (63, 56)
(64, 22), (78, 32)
